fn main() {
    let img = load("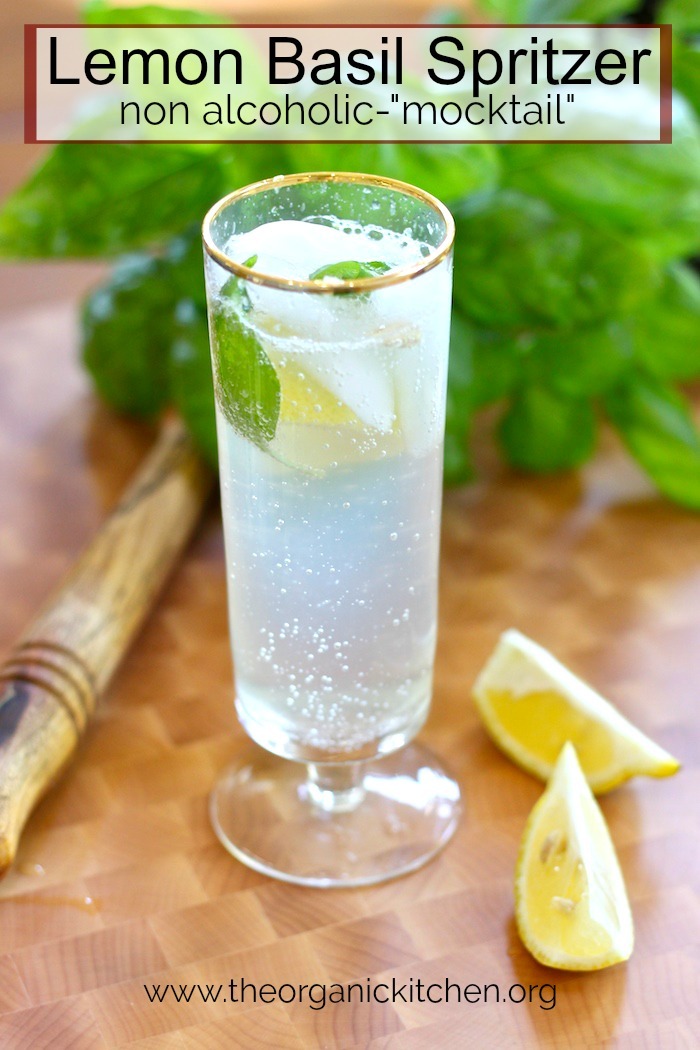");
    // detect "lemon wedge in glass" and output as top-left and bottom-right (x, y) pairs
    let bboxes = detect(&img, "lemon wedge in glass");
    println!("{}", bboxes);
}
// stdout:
(473, 629), (679, 794)
(515, 742), (634, 970)
(275, 358), (359, 426)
